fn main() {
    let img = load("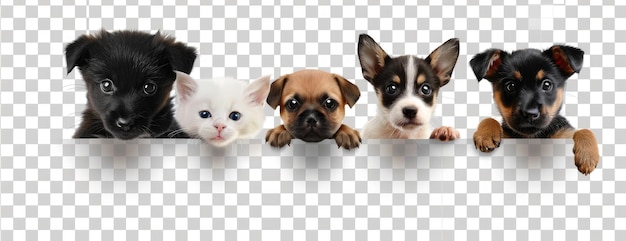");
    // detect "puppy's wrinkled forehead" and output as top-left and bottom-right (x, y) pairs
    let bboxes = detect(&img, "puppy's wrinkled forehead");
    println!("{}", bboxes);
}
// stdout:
(281, 71), (343, 104)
